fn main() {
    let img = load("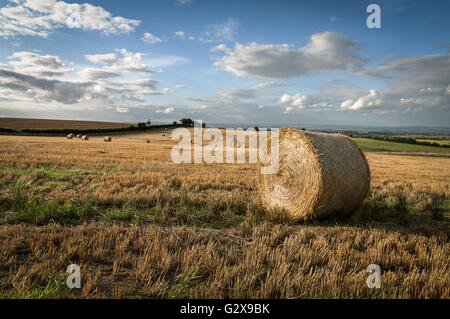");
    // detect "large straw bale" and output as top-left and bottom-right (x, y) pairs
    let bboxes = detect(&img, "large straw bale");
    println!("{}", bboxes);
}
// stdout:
(259, 128), (370, 221)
